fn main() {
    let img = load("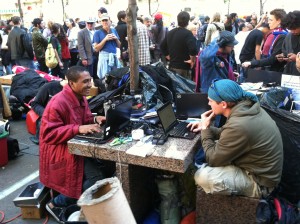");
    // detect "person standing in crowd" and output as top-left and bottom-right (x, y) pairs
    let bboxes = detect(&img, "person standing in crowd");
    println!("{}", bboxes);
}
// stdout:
(77, 18), (98, 81)
(188, 79), (283, 198)
(136, 17), (151, 66)
(205, 12), (225, 46)
(150, 13), (168, 65)
(230, 13), (239, 34)
(0, 25), (12, 75)
(43, 20), (53, 38)
(223, 15), (233, 32)
(242, 9), (287, 72)
(39, 66), (107, 223)
(238, 25), (264, 82)
(198, 16), (210, 49)
(199, 30), (238, 93)
(7, 16), (35, 69)
(279, 10), (300, 63)
(160, 11), (197, 79)
(115, 10), (129, 67)
(57, 24), (71, 77)
(93, 13), (121, 79)
(96, 7), (108, 30)
(49, 23), (64, 78)
(31, 18), (48, 73)
(65, 18), (80, 66)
